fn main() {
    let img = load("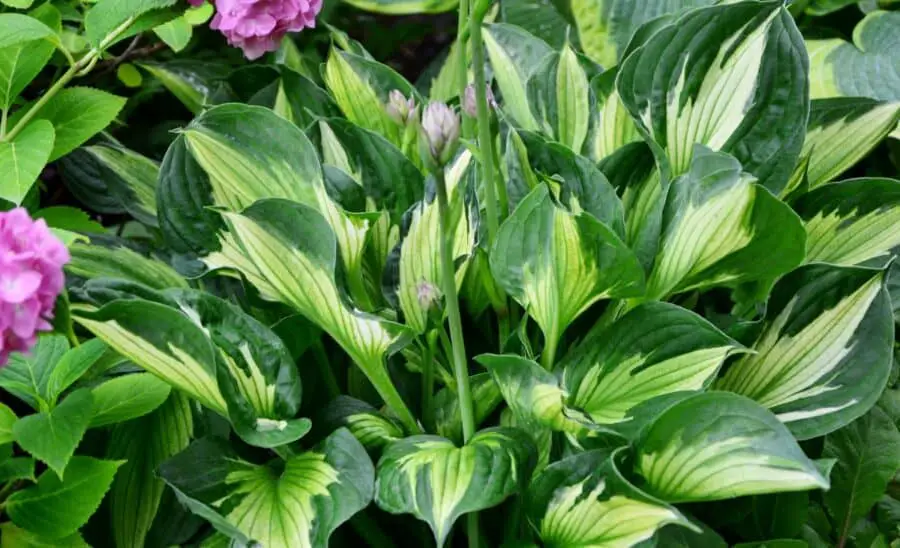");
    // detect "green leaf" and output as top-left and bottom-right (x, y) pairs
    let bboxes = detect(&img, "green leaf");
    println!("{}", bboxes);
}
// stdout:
(160, 429), (374, 547)
(824, 406), (900, 544)
(0, 4), (60, 110)
(635, 392), (829, 502)
(46, 339), (107, 404)
(434, 373), (504, 444)
(490, 184), (644, 366)
(67, 242), (187, 290)
(206, 199), (417, 432)
(617, 1), (808, 193)
(6, 457), (122, 539)
(0, 524), (87, 548)
(153, 15), (191, 52)
(0, 335), (68, 408)
(786, 99), (900, 194)
(526, 450), (695, 547)
(0, 403), (17, 444)
(569, 0), (714, 67)
(319, 396), (405, 453)
(34, 206), (105, 240)
(589, 69), (642, 162)
(375, 427), (536, 546)
(643, 147), (805, 301)
(89, 373), (171, 428)
(339, 0), (455, 14)
(483, 23), (554, 130)
(0, 119), (54, 204)
(84, 0), (177, 47)
(526, 42), (591, 152)
(807, 11), (900, 103)
(795, 178), (900, 267)
(26, 87), (125, 161)
(137, 61), (228, 115)
(0, 13), (60, 50)
(80, 144), (159, 225)
(12, 389), (93, 479)
(108, 392), (192, 548)
(1, 0), (36, 8)
(0, 457), (35, 484)
(500, 0), (571, 50)
(717, 264), (893, 439)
